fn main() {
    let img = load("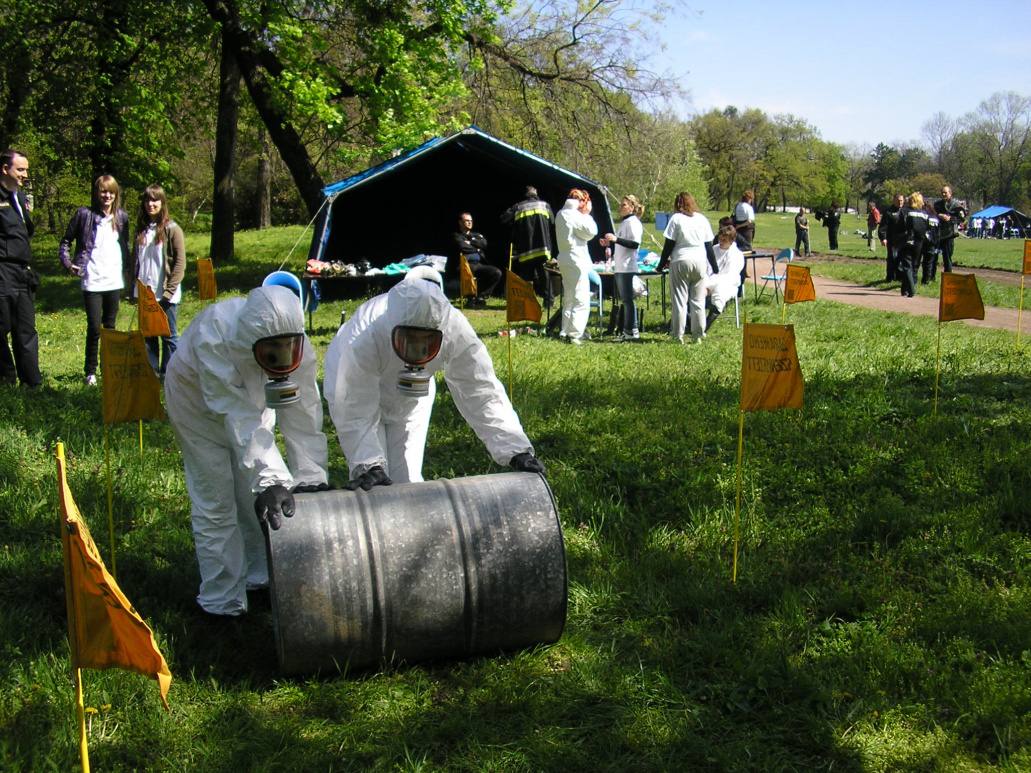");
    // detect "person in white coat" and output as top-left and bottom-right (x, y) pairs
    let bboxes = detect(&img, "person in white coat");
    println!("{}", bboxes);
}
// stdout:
(554, 189), (598, 345)
(657, 191), (715, 343)
(323, 267), (544, 489)
(164, 284), (329, 617)
(705, 224), (745, 331)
